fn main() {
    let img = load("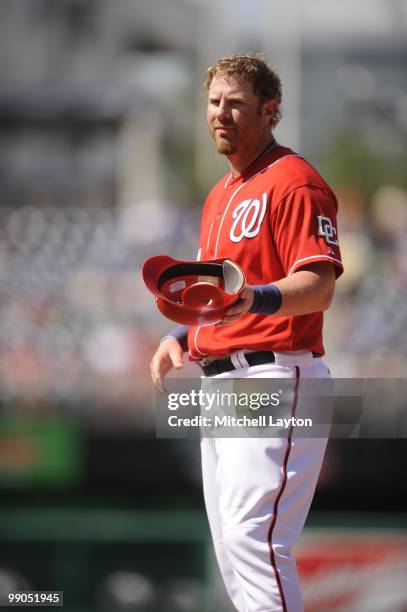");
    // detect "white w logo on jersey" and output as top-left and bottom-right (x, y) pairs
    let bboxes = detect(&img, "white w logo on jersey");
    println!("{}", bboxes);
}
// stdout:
(229, 193), (268, 243)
